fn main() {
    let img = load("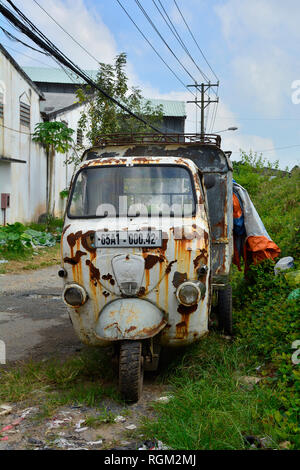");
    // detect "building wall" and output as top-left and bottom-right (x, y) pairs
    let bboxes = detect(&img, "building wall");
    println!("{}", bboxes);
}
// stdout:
(0, 50), (47, 224)
(51, 105), (86, 219)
